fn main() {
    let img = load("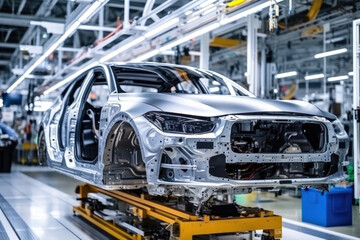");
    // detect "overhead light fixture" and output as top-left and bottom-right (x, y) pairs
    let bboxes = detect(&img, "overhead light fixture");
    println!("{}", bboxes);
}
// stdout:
(200, 0), (217, 8)
(159, 22), (221, 53)
(348, 71), (354, 76)
(102, 21), (221, 64)
(128, 0), (280, 63)
(305, 73), (324, 80)
(209, 86), (220, 93)
(275, 71), (297, 79)
(159, 50), (200, 56)
(144, 17), (179, 39)
(33, 100), (53, 112)
(43, 61), (99, 95)
(44, 0), (280, 92)
(101, 0), (279, 64)
(314, 48), (348, 59)
(132, 49), (159, 62)
(202, 5), (217, 16)
(78, 0), (103, 23)
(99, 36), (145, 62)
(187, 15), (200, 23)
(328, 75), (349, 82)
(6, 0), (106, 93)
